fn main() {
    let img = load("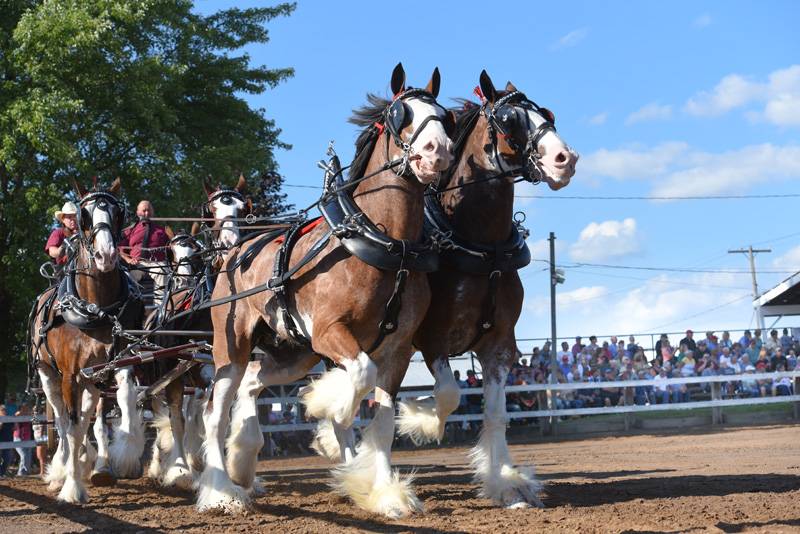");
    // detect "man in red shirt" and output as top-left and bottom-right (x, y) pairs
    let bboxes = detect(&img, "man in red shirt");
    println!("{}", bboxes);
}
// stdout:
(45, 201), (79, 267)
(119, 200), (170, 305)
